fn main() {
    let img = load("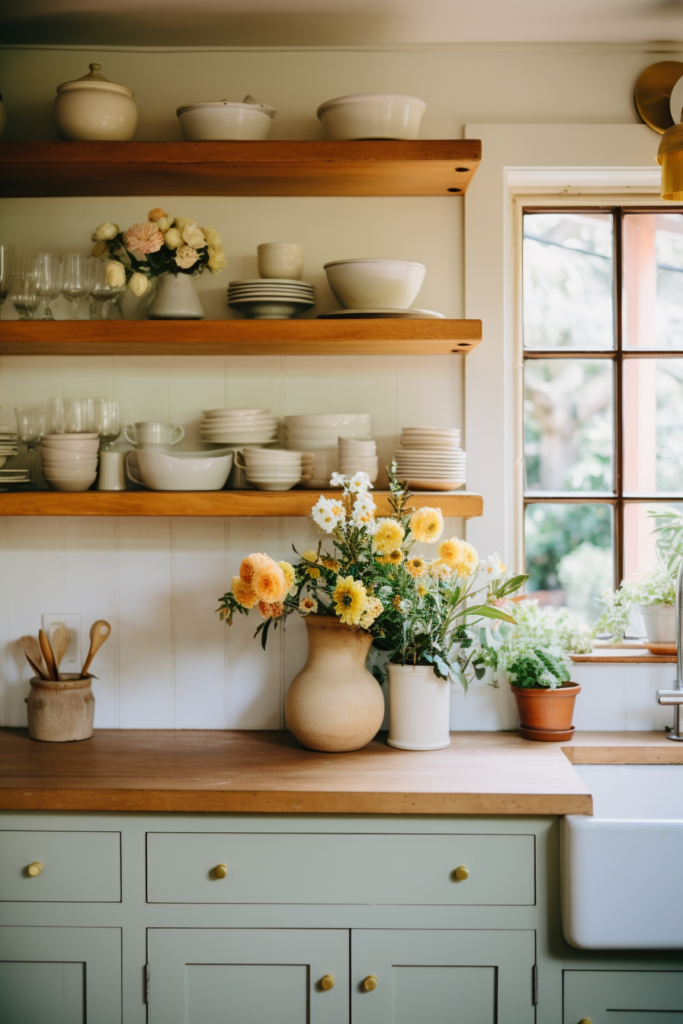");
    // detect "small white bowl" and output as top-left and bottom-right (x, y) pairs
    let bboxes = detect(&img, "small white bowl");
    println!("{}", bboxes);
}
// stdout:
(257, 242), (304, 281)
(324, 258), (426, 311)
(43, 471), (98, 483)
(285, 413), (370, 429)
(338, 438), (377, 454)
(45, 477), (97, 493)
(177, 98), (276, 141)
(40, 447), (99, 463)
(316, 93), (426, 141)
(41, 438), (100, 454)
(42, 458), (98, 472)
